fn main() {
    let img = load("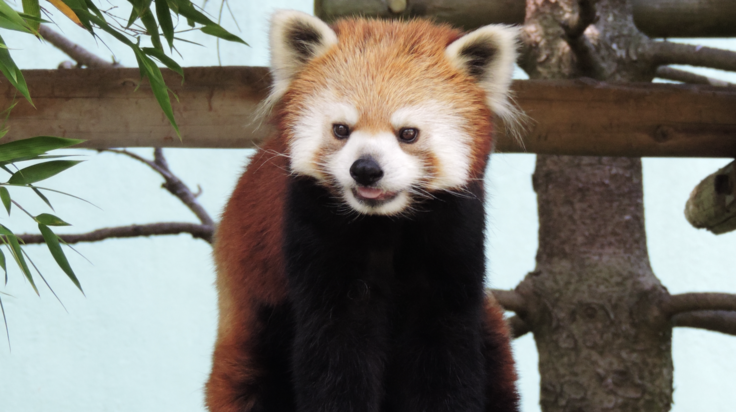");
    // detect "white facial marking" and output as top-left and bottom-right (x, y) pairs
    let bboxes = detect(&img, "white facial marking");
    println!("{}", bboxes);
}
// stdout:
(391, 101), (471, 190)
(290, 96), (358, 180)
(290, 98), (473, 215)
